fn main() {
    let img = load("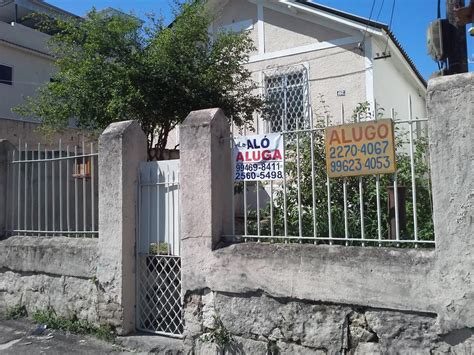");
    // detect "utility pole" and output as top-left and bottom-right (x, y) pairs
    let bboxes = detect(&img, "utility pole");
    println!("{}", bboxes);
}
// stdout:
(446, 0), (468, 73)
